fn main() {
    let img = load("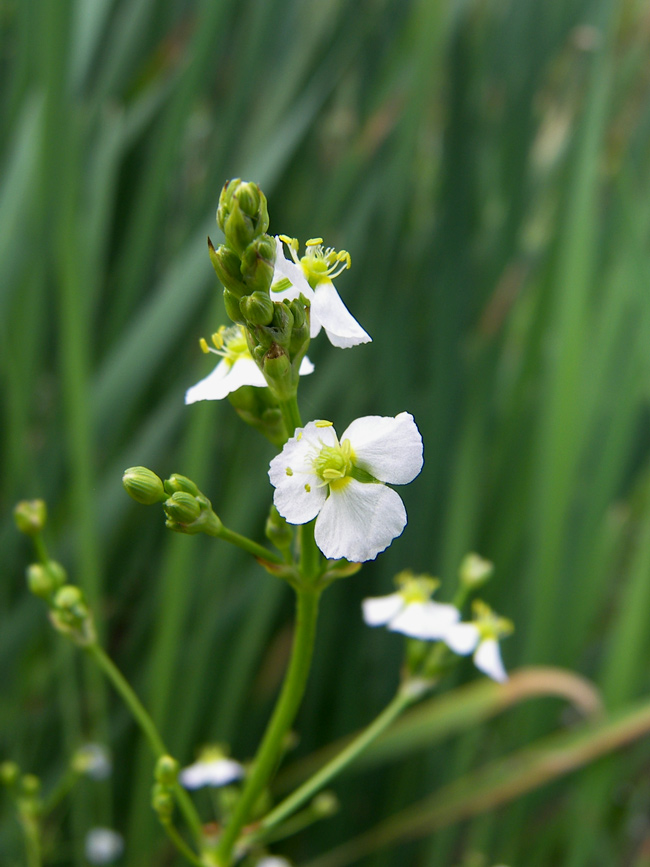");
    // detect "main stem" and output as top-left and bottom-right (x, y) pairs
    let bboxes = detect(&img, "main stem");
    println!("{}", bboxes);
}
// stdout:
(215, 586), (322, 865)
